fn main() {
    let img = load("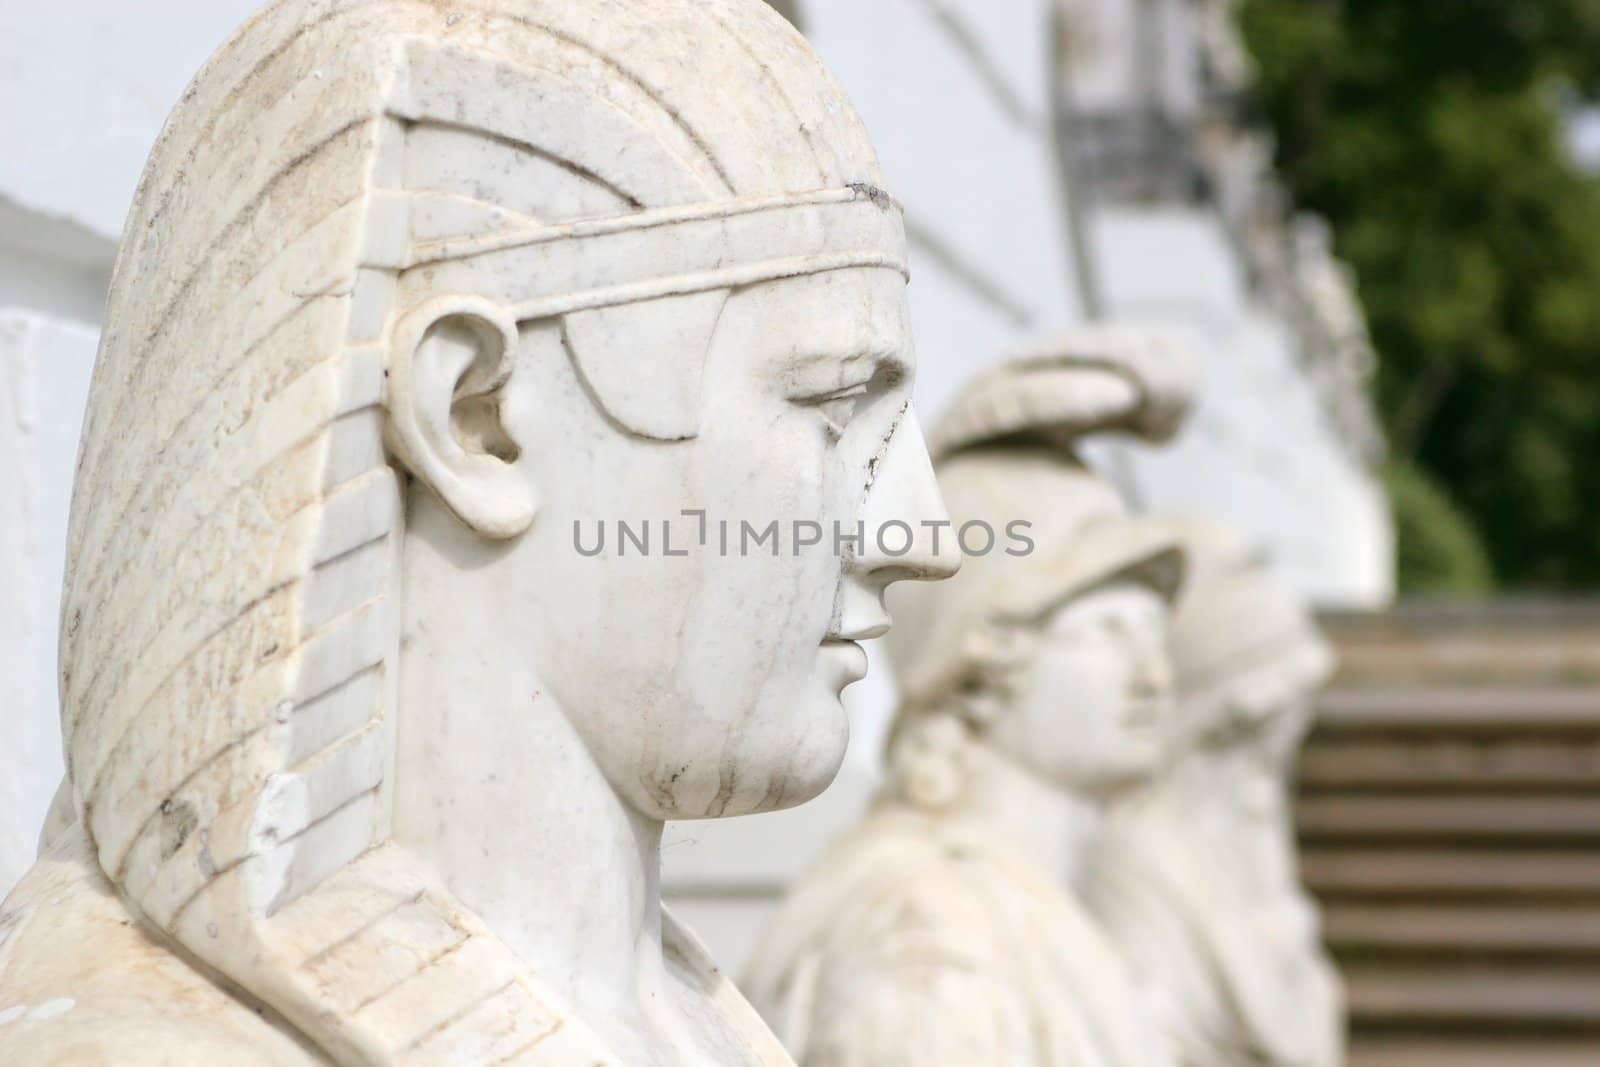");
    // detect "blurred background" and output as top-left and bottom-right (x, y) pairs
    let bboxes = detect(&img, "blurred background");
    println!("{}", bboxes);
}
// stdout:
(1241, 1), (1600, 596)
(1, 2), (1596, 1064)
